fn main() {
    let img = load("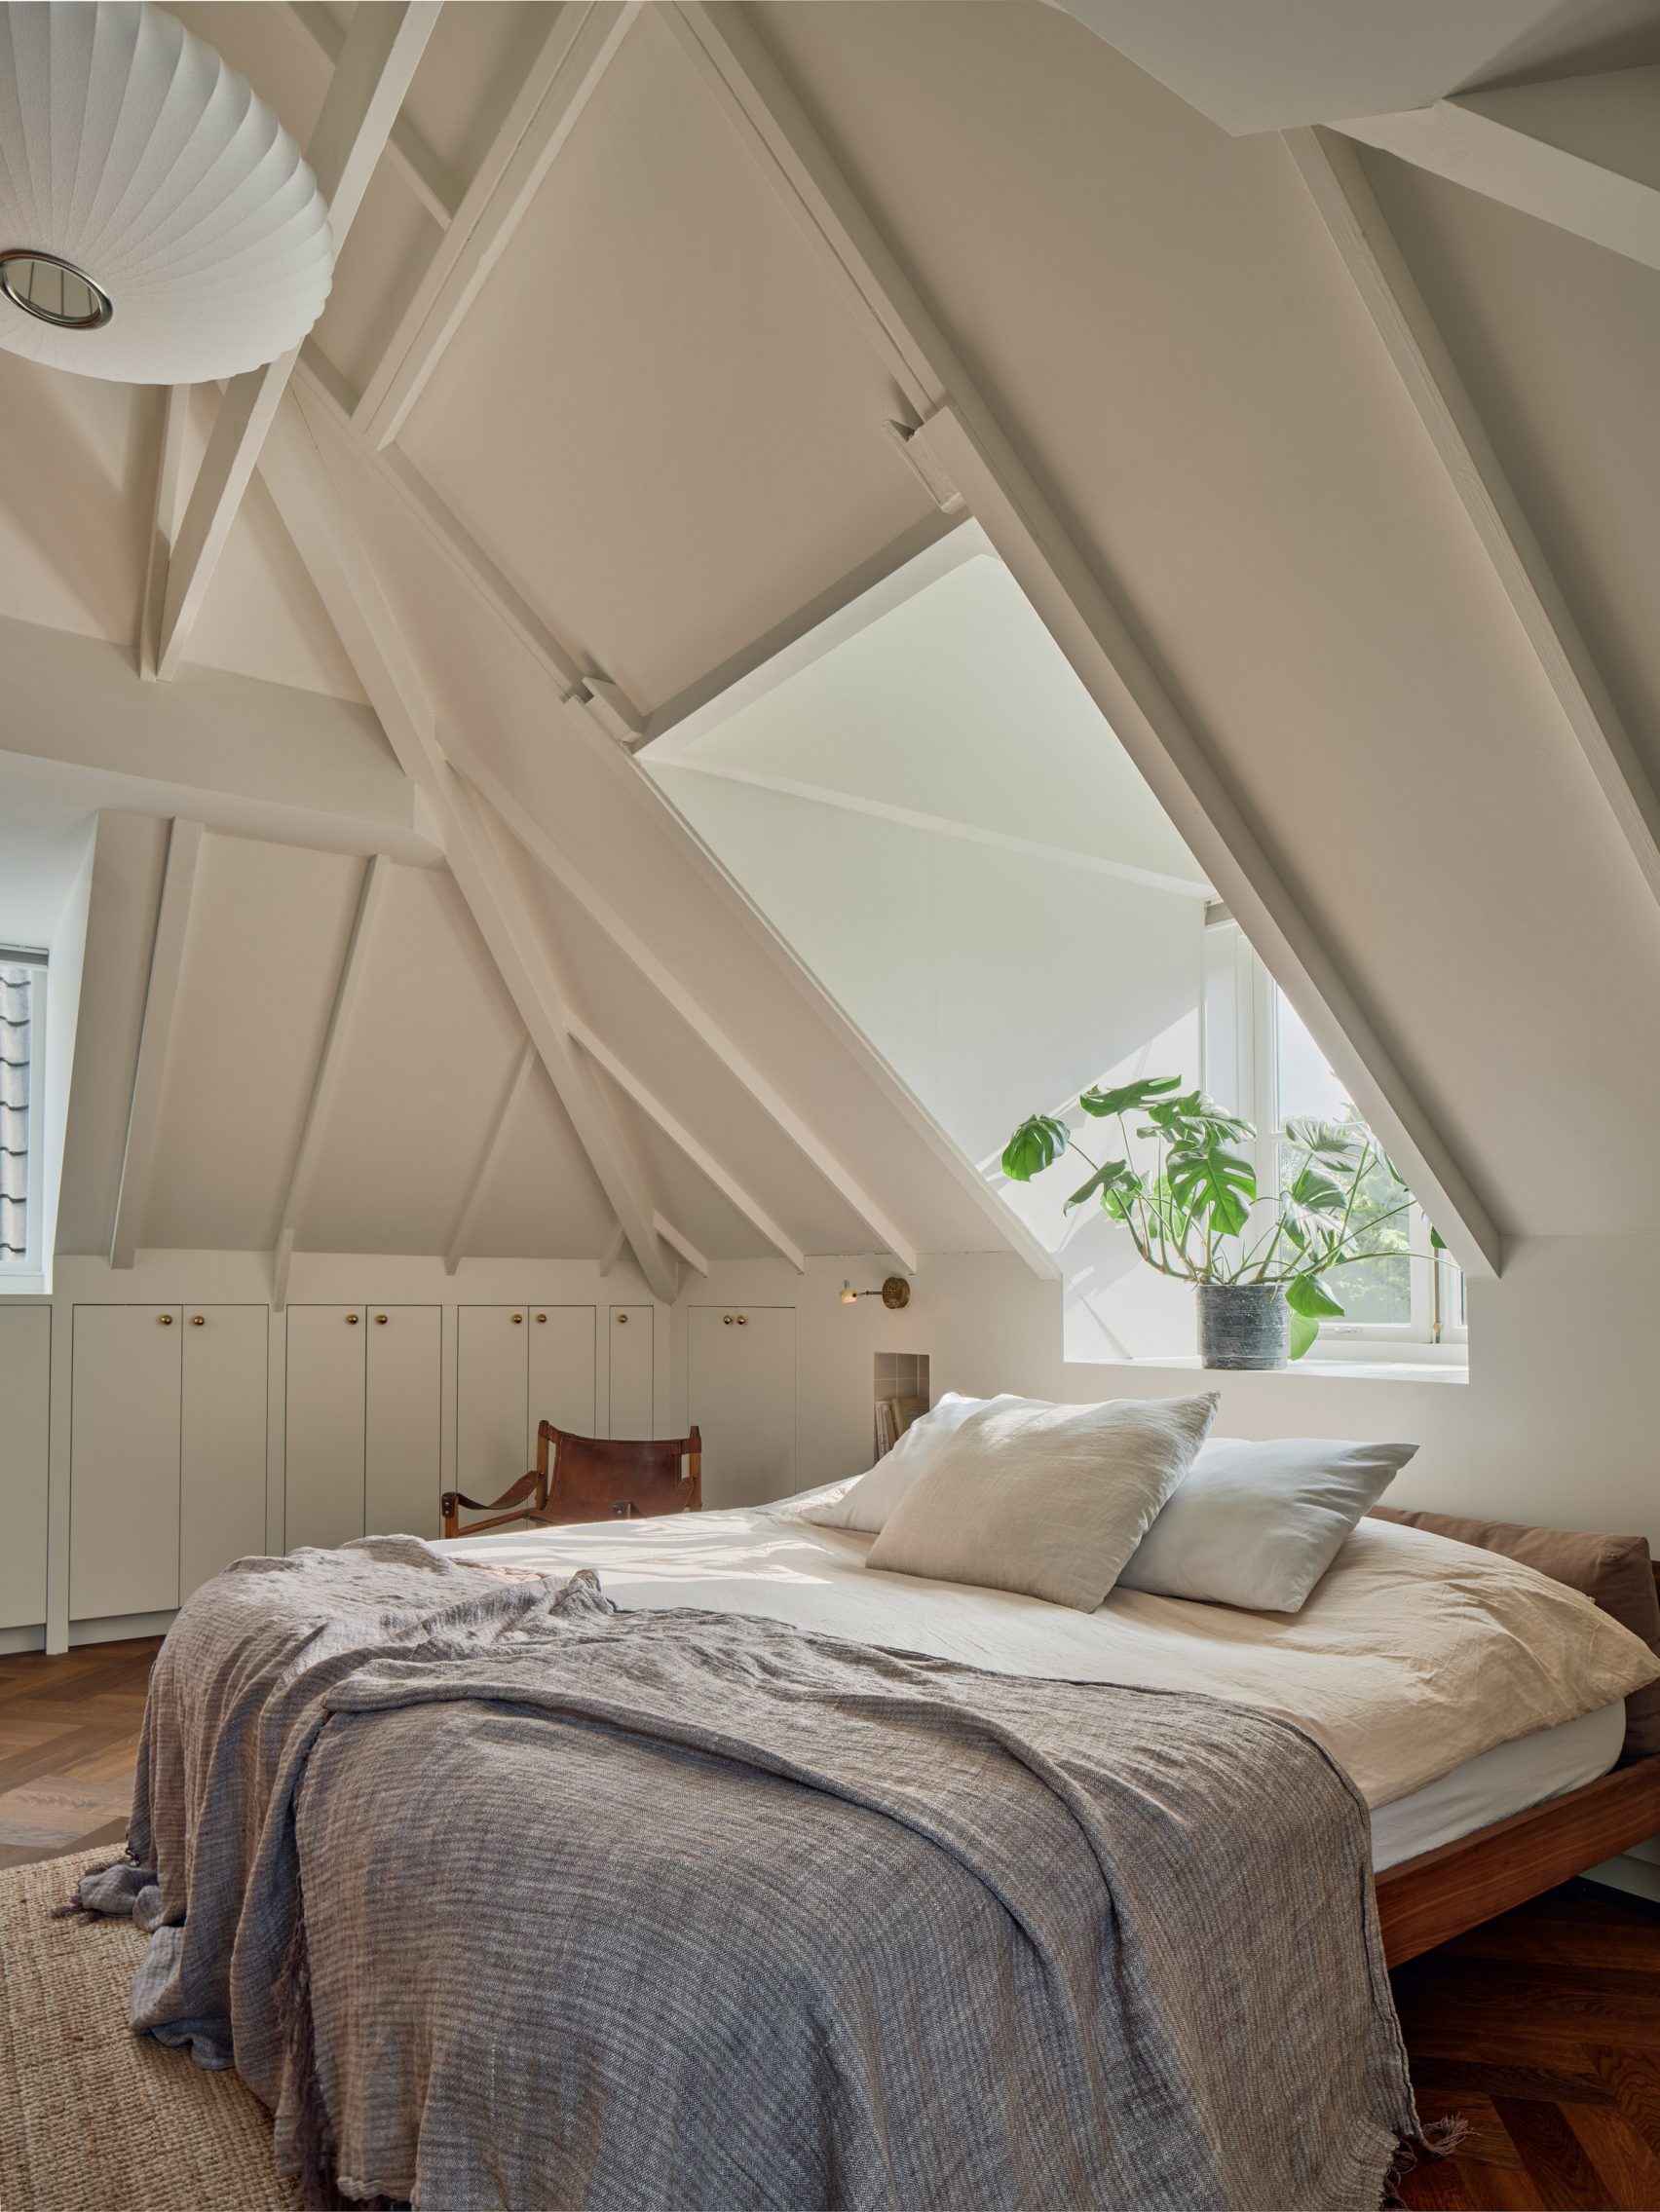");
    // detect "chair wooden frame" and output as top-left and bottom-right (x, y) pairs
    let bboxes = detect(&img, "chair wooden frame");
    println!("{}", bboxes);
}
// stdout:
(441, 1422), (701, 1539)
